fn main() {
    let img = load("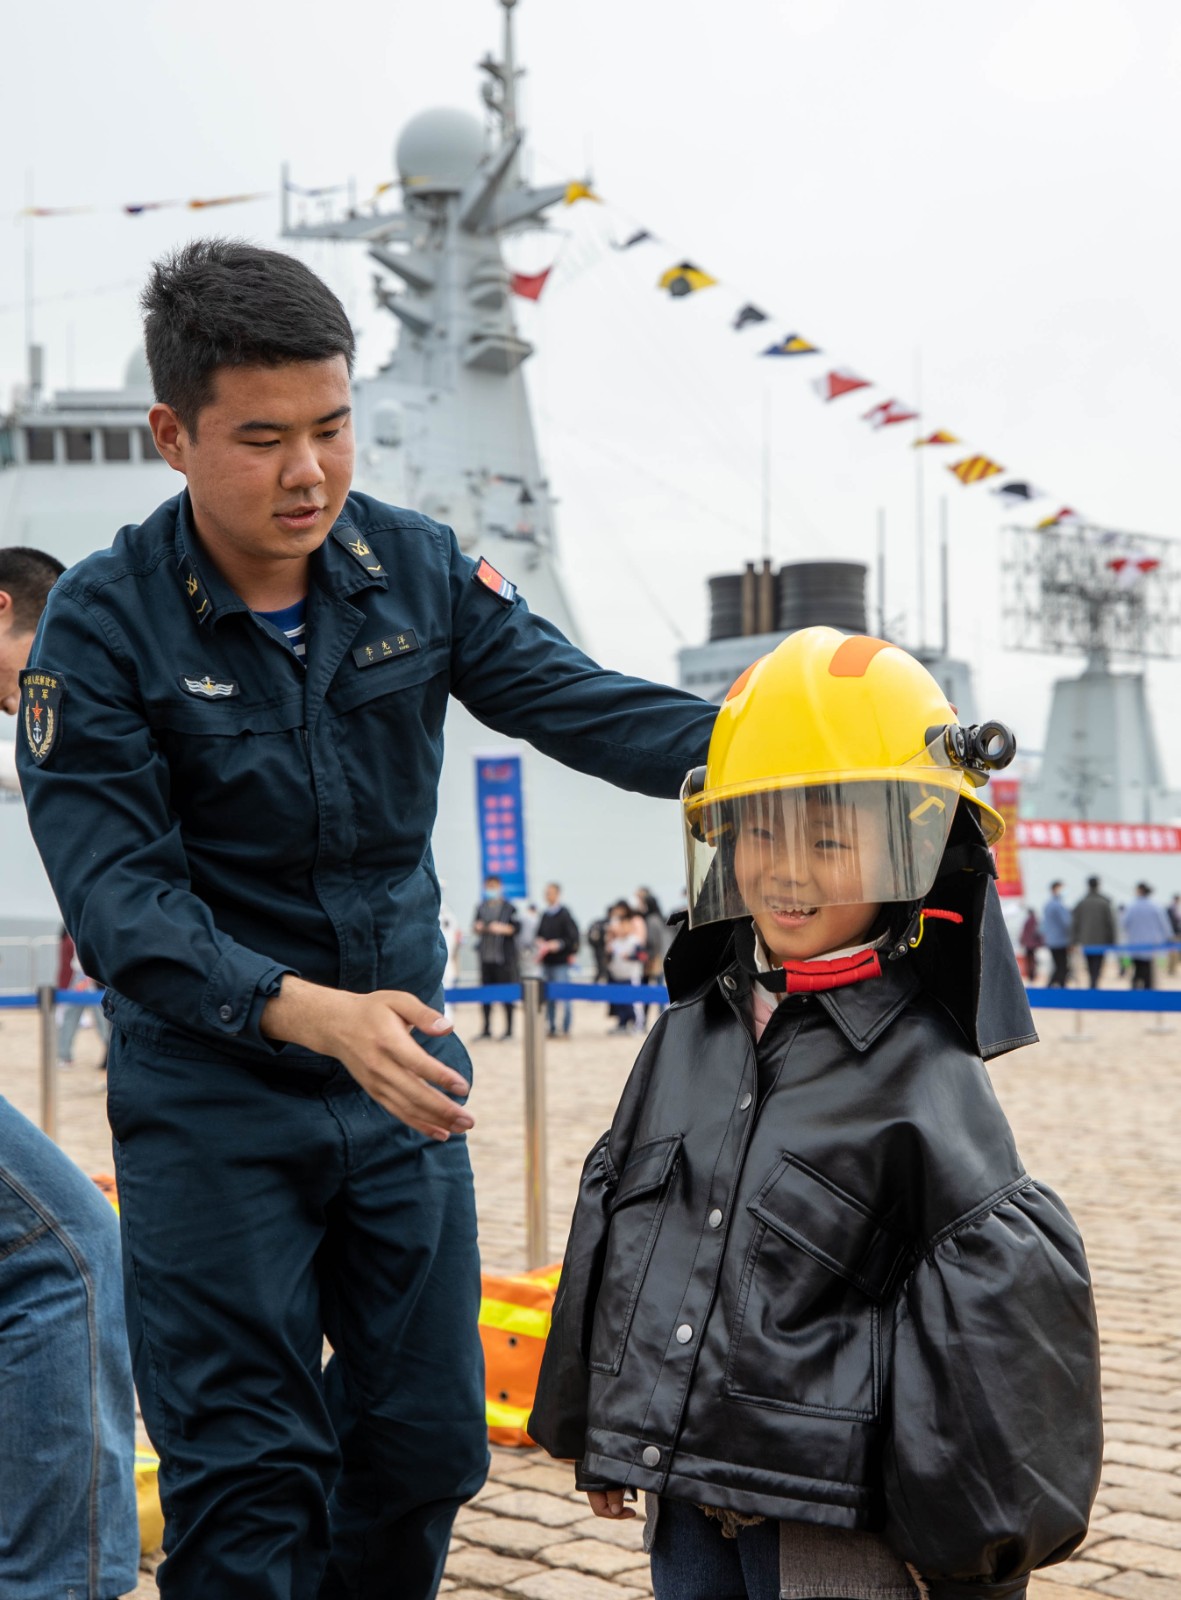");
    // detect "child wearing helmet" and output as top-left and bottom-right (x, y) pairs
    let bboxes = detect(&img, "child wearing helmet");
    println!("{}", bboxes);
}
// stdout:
(530, 629), (1101, 1600)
